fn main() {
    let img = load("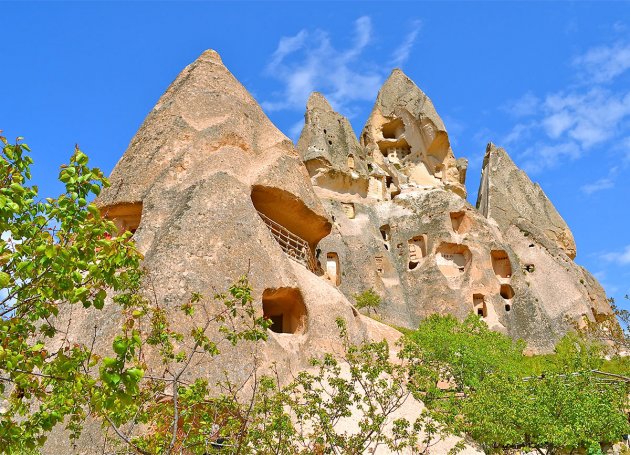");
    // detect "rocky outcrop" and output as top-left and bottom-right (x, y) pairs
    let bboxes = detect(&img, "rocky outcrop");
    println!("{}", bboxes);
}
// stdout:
(45, 50), (402, 453)
(476, 143), (577, 259)
(295, 92), (370, 200)
(297, 74), (613, 354)
(45, 49), (616, 453)
(296, 92), (368, 176)
(360, 69), (468, 199)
